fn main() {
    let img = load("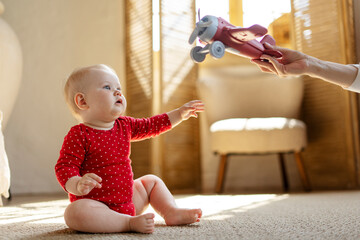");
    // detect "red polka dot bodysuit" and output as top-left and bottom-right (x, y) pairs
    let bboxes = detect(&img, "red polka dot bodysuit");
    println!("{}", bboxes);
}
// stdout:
(55, 114), (171, 216)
